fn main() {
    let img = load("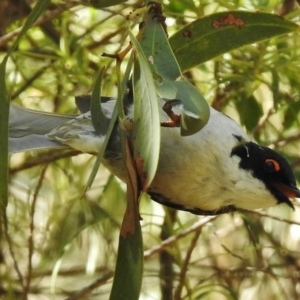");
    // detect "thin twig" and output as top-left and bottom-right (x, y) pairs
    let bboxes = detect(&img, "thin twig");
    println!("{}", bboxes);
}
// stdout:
(23, 164), (49, 299)
(64, 271), (114, 300)
(61, 216), (216, 299)
(240, 209), (300, 226)
(174, 227), (202, 300)
(144, 216), (217, 258)
(60, 209), (300, 299)
(2, 212), (25, 289)
(9, 150), (81, 175)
